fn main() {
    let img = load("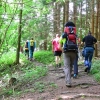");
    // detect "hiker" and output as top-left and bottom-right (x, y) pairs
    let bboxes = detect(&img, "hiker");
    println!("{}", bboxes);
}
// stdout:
(73, 53), (78, 78)
(24, 40), (29, 59)
(81, 31), (97, 73)
(59, 21), (77, 87)
(73, 36), (81, 78)
(52, 34), (62, 67)
(29, 38), (36, 61)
